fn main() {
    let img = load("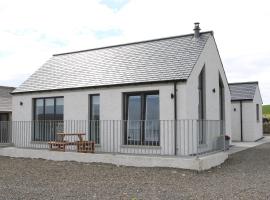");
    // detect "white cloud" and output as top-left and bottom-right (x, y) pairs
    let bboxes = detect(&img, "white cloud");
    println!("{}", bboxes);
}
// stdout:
(0, 0), (270, 103)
